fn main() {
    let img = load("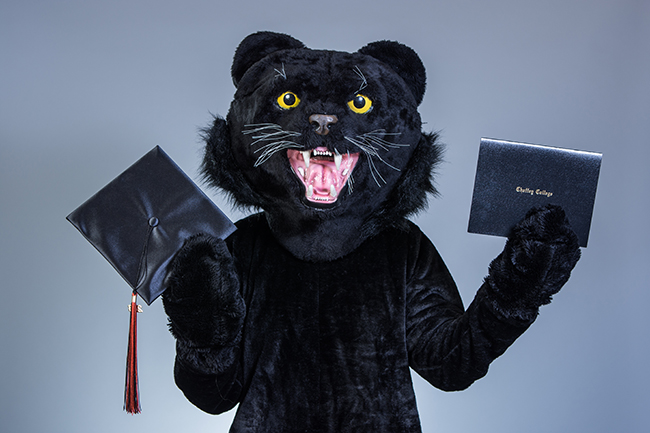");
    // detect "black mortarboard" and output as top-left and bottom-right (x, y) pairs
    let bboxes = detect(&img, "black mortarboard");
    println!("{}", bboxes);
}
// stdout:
(67, 145), (236, 413)
(67, 145), (236, 305)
